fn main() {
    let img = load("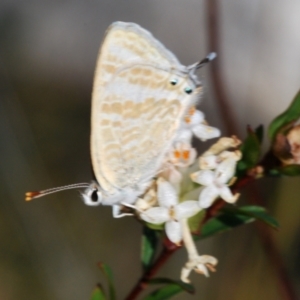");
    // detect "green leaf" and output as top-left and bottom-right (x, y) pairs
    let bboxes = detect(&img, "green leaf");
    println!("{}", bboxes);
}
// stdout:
(255, 125), (264, 145)
(197, 205), (279, 240)
(268, 90), (300, 142)
(141, 226), (158, 271)
(98, 263), (115, 300)
(275, 165), (300, 176)
(148, 278), (195, 294)
(236, 206), (279, 229)
(143, 284), (187, 300)
(90, 285), (106, 300)
(237, 126), (261, 173)
(197, 212), (254, 240)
